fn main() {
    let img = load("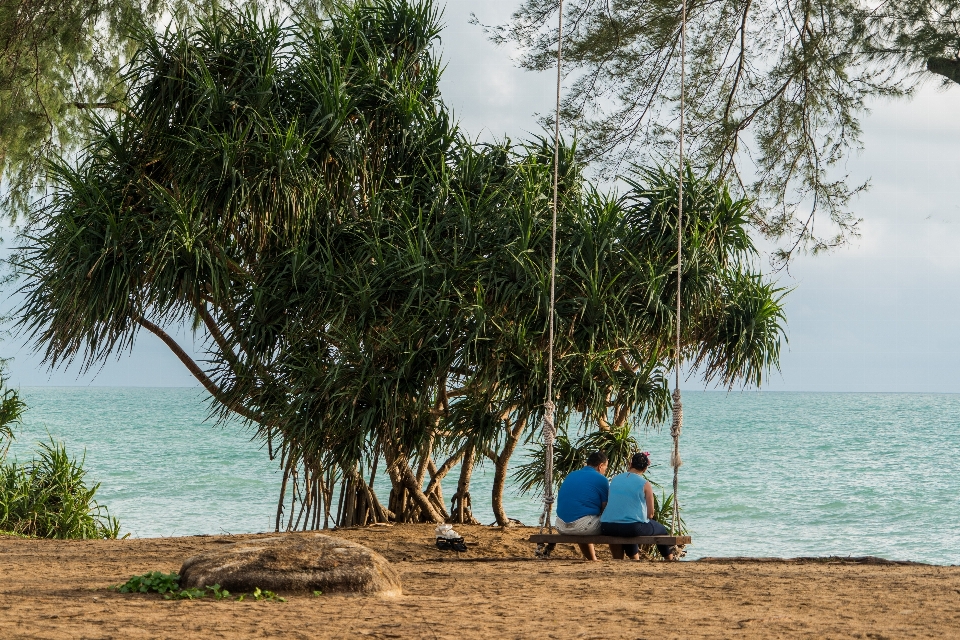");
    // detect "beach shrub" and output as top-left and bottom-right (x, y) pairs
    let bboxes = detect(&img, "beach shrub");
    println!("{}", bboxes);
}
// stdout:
(0, 366), (26, 459)
(0, 438), (121, 539)
(0, 367), (117, 539)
